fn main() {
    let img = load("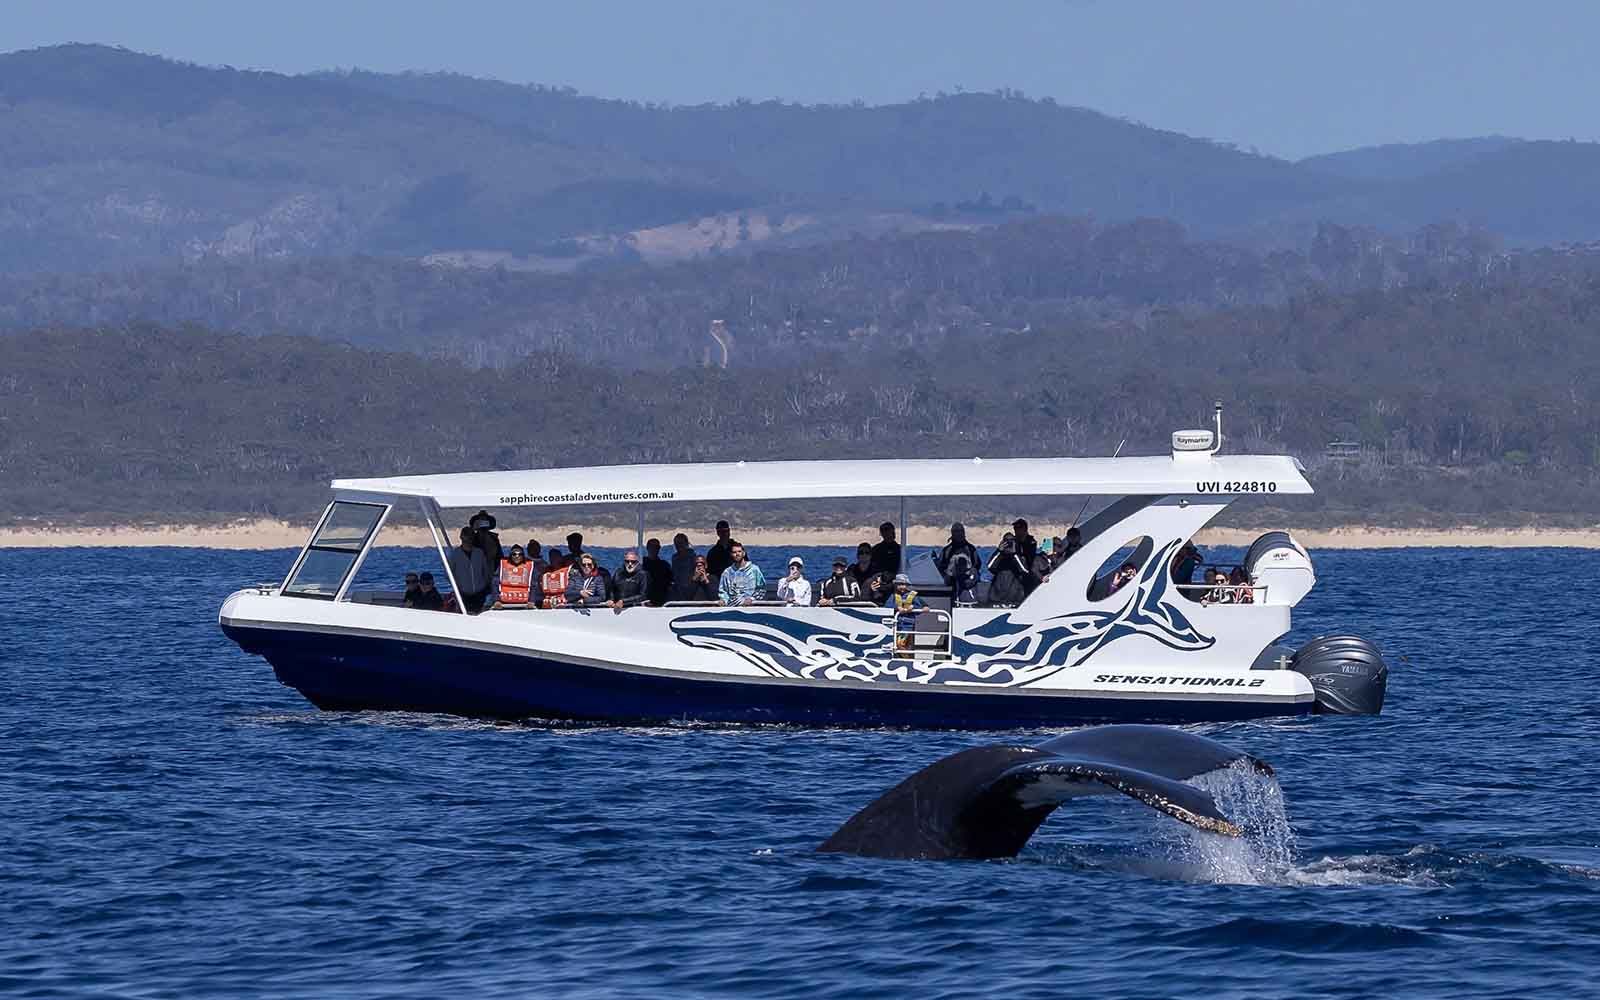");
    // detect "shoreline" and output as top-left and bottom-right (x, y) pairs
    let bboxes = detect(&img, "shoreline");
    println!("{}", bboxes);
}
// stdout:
(1, 519), (1599, 550)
